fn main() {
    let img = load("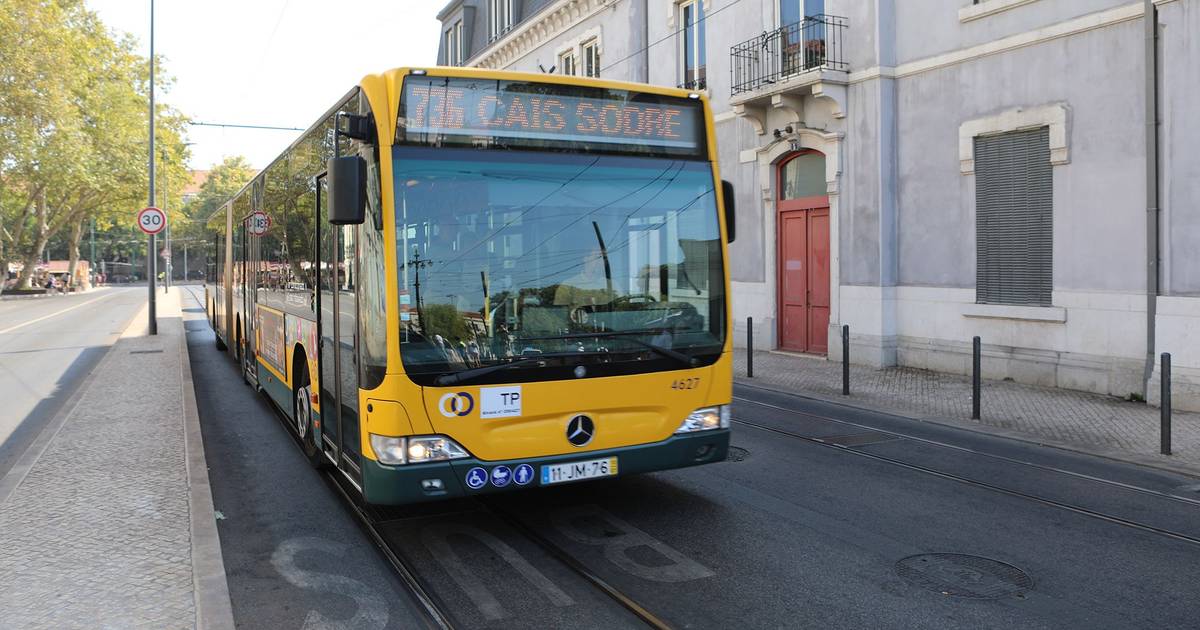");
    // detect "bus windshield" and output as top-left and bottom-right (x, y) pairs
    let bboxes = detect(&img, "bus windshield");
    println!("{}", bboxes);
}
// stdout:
(394, 146), (726, 385)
